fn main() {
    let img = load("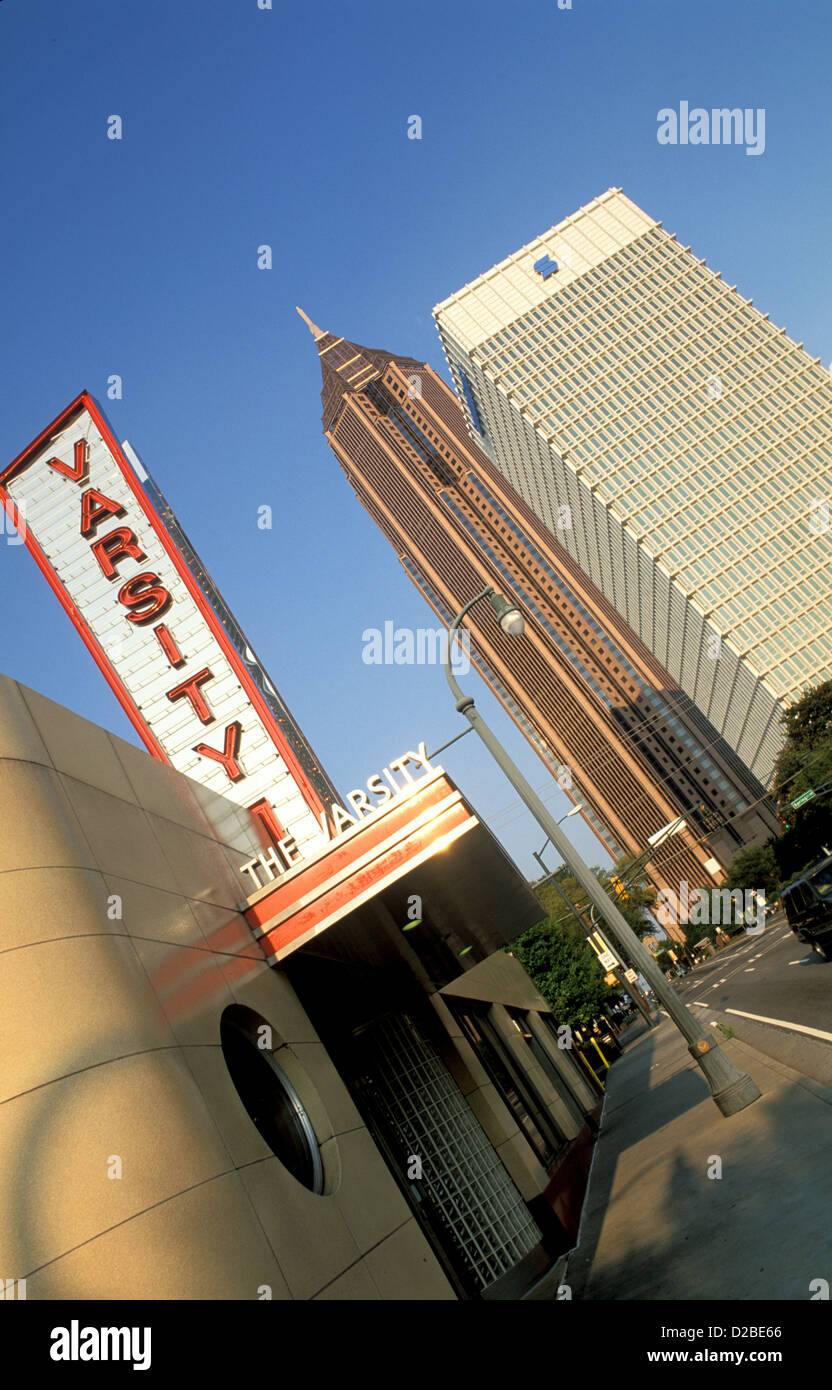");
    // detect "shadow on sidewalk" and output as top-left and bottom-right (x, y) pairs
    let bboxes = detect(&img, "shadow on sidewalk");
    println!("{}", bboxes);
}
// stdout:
(605, 1025), (712, 1147)
(572, 1023), (711, 1283)
(568, 1026), (832, 1300)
